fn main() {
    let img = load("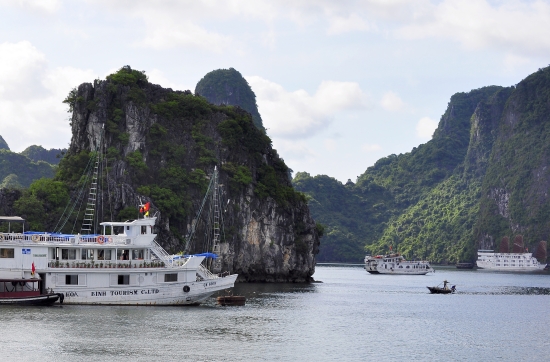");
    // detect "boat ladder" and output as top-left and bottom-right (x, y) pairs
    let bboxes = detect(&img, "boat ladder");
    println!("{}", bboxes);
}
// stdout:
(81, 158), (99, 234)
